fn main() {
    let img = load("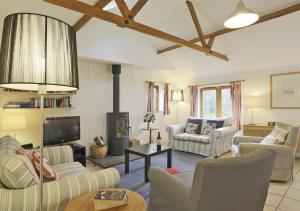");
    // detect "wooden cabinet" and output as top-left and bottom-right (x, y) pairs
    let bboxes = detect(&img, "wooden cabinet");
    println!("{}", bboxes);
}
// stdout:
(243, 125), (274, 137)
